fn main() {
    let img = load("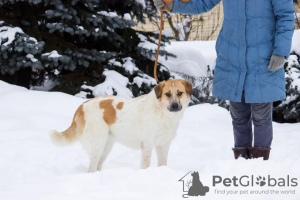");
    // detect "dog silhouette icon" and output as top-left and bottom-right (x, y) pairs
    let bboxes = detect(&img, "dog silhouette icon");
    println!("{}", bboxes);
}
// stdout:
(179, 171), (209, 198)
(188, 172), (209, 196)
